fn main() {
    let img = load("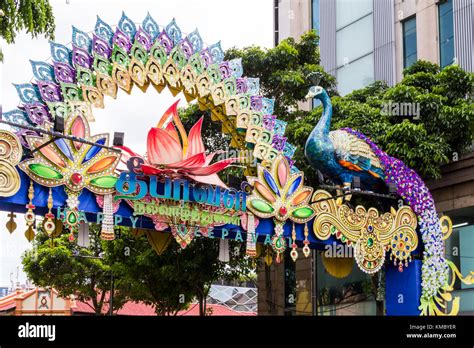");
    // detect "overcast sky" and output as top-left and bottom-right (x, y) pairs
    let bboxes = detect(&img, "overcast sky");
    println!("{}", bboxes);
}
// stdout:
(0, 0), (273, 288)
